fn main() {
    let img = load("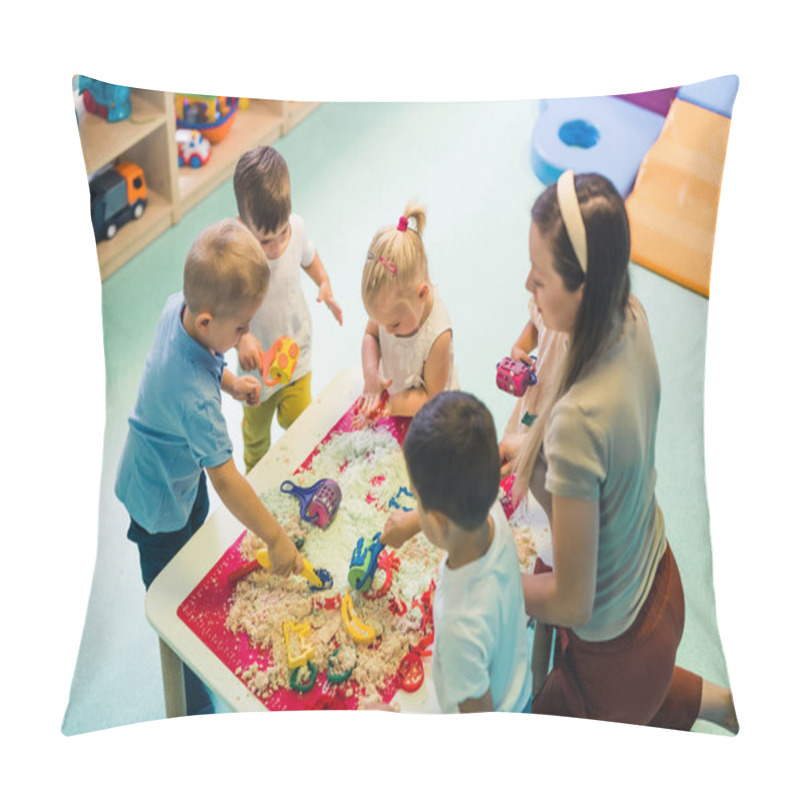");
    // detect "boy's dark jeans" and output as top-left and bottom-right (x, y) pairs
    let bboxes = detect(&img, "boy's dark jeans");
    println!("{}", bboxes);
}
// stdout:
(127, 473), (214, 716)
